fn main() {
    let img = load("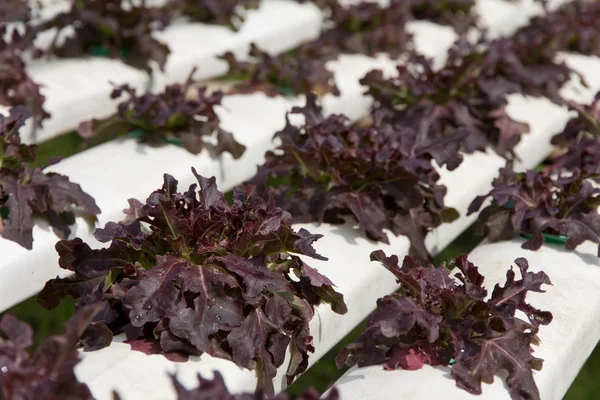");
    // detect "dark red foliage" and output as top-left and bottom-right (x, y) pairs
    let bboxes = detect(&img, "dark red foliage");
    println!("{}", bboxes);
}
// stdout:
(337, 251), (552, 400)
(407, 0), (476, 33)
(37, 168), (346, 396)
(170, 370), (340, 400)
(0, 304), (104, 400)
(302, 0), (413, 60)
(549, 92), (600, 177)
(0, 0), (32, 22)
(168, 0), (259, 29)
(468, 165), (600, 255)
(77, 69), (245, 157)
(0, 107), (100, 249)
(293, 0), (339, 11)
(41, 0), (170, 72)
(0, 26), (49, 127)
(249, 95), (459, 262)
(526, 0), (600, 58)
(362, 32), (576, 158)
(298, 0), (478, 32)
(219, 43), (339, 97)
